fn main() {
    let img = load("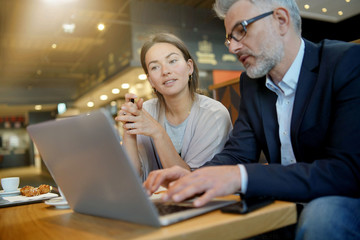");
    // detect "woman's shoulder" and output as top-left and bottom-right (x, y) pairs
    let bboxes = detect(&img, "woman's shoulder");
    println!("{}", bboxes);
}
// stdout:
(143, 98), (160, 114)
(195, 94), (228, 112)
(143, 98), (159, 108)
